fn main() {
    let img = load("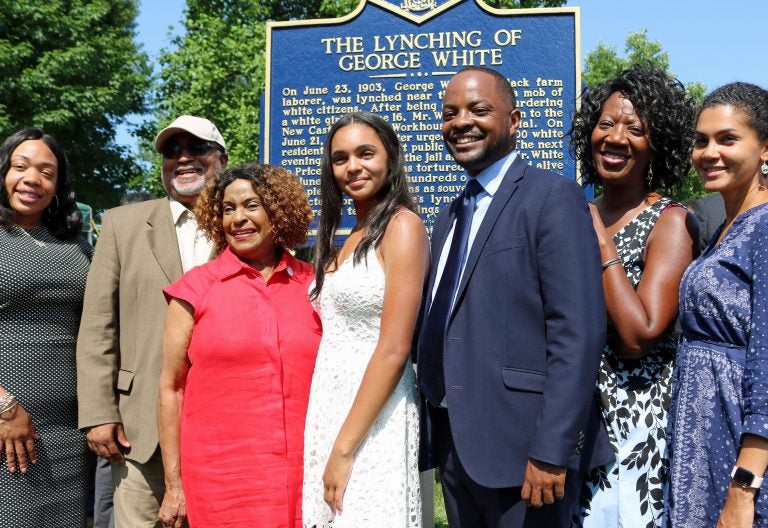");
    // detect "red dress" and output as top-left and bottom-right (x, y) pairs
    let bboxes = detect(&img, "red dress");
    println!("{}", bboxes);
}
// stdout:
(163, 247), (321, 527)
